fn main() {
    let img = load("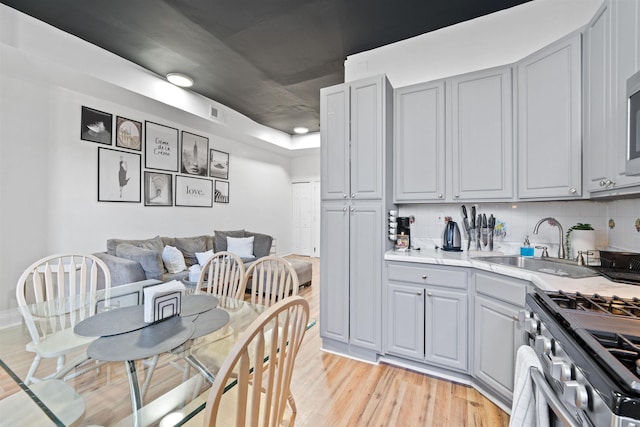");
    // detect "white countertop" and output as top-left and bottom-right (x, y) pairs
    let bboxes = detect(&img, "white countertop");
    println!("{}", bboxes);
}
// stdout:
(385, 248), (640, 299)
